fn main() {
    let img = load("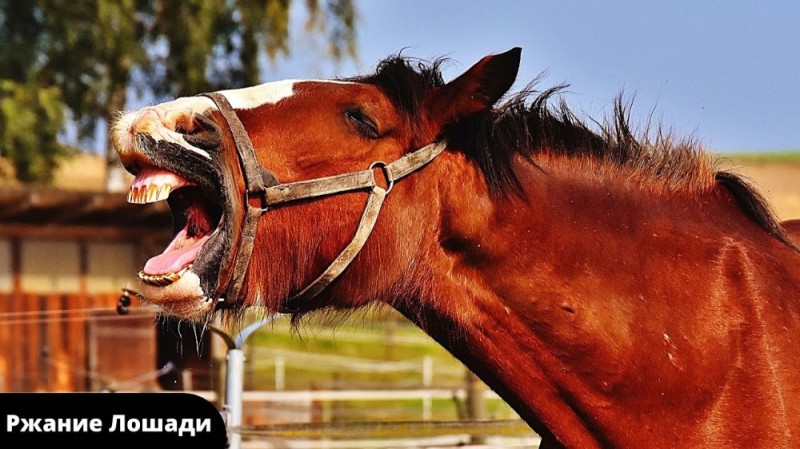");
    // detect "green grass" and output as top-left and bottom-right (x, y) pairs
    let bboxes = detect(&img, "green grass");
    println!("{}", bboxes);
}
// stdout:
(716, 150), (800, 165)
(239, 309), (519, 422)
(244, 311), (473, 389)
